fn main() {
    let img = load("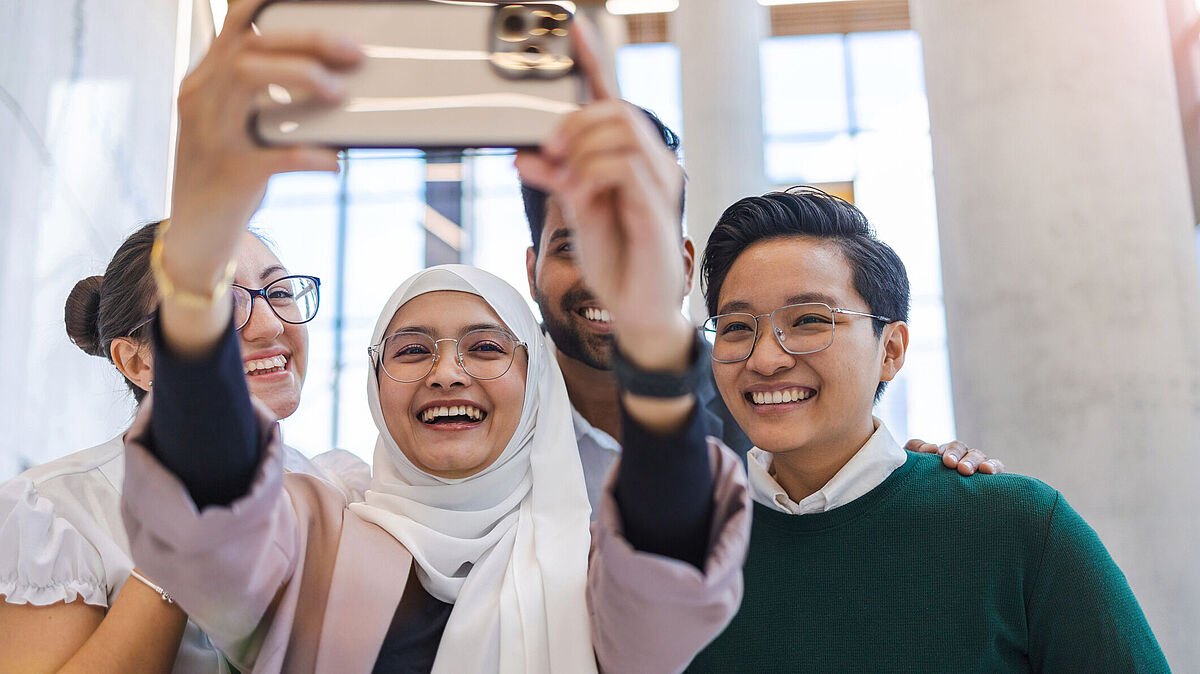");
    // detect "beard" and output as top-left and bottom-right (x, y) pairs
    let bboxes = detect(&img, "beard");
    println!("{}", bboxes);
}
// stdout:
(533, 285), (614, 371)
